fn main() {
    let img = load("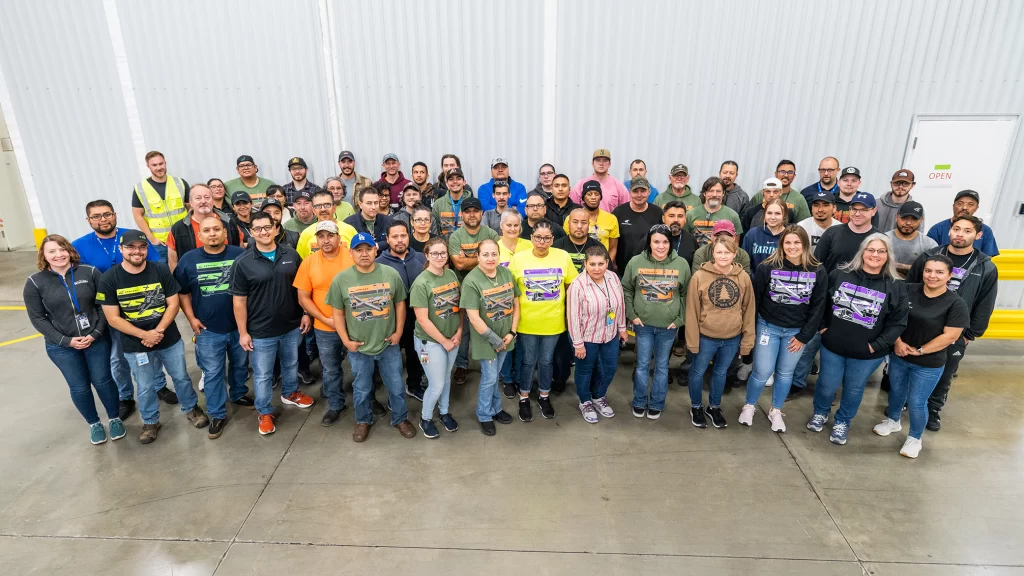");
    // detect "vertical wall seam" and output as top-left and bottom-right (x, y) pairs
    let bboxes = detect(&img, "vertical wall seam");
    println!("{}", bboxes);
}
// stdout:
(101, 0), (147, 177)
(318, 0), (343, 155)
(541, 0), (558, 165)
(0, 60), (44, 230)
